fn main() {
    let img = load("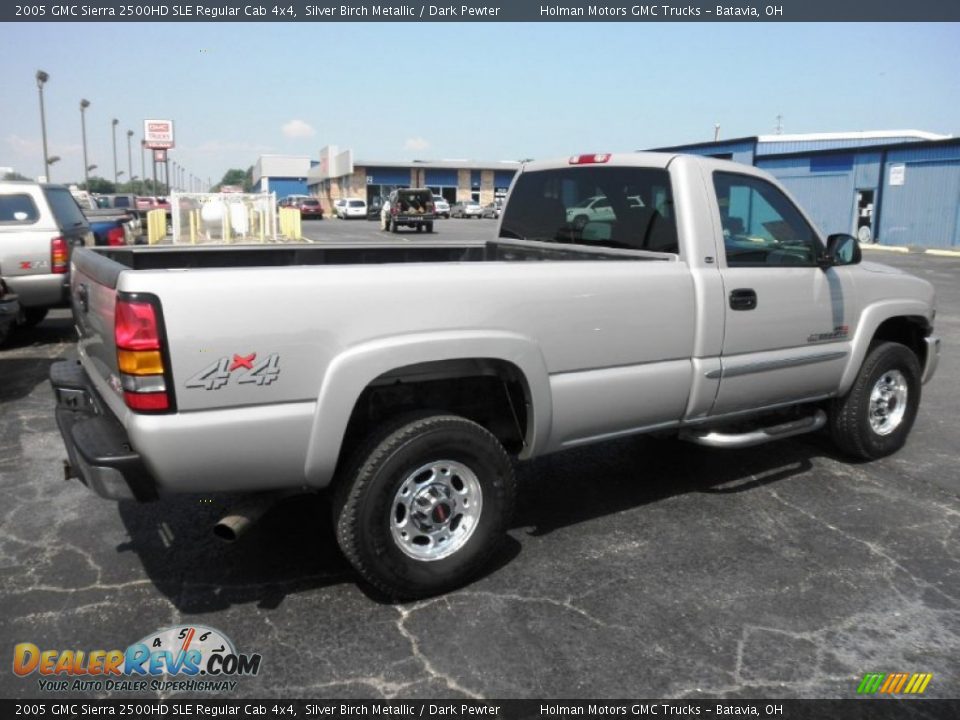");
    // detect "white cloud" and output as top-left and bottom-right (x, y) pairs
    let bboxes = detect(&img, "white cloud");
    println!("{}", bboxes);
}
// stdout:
(282, 120), (316, 139)
(404, 137), (430, 152)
